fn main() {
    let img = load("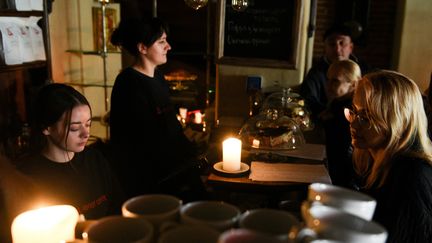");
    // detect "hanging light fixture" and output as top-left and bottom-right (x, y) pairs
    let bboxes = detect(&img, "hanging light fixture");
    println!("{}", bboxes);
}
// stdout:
(184, 0), (209, 10)
(232, 0), (248, 12)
